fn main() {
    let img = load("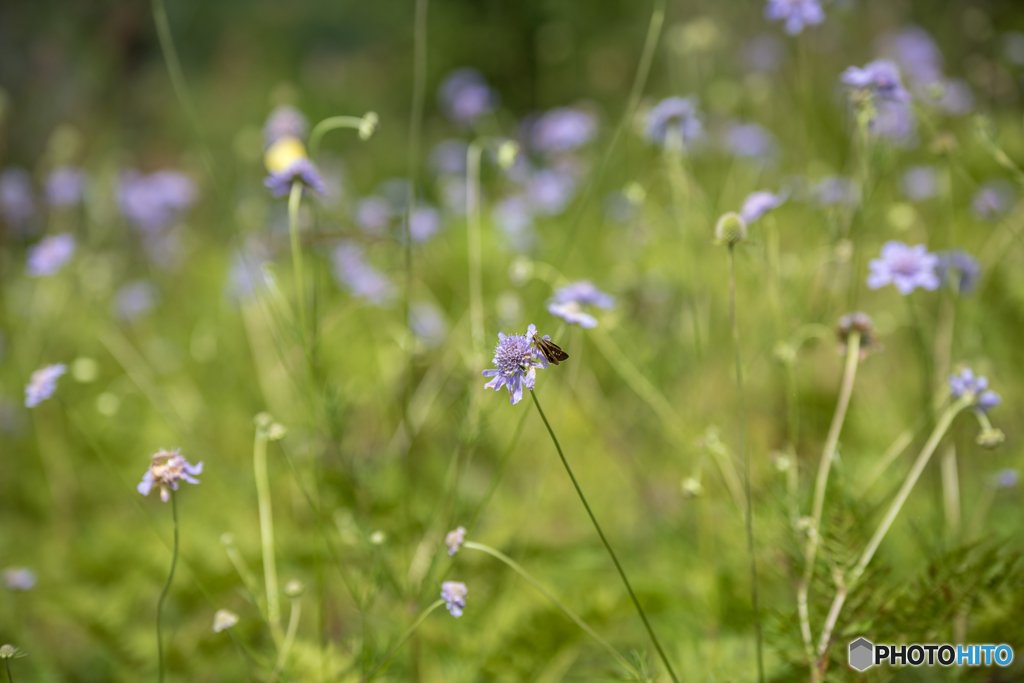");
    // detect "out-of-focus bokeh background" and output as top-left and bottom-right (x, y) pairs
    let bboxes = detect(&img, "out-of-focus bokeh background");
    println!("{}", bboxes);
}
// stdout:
(3, 0), (1024, 680)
